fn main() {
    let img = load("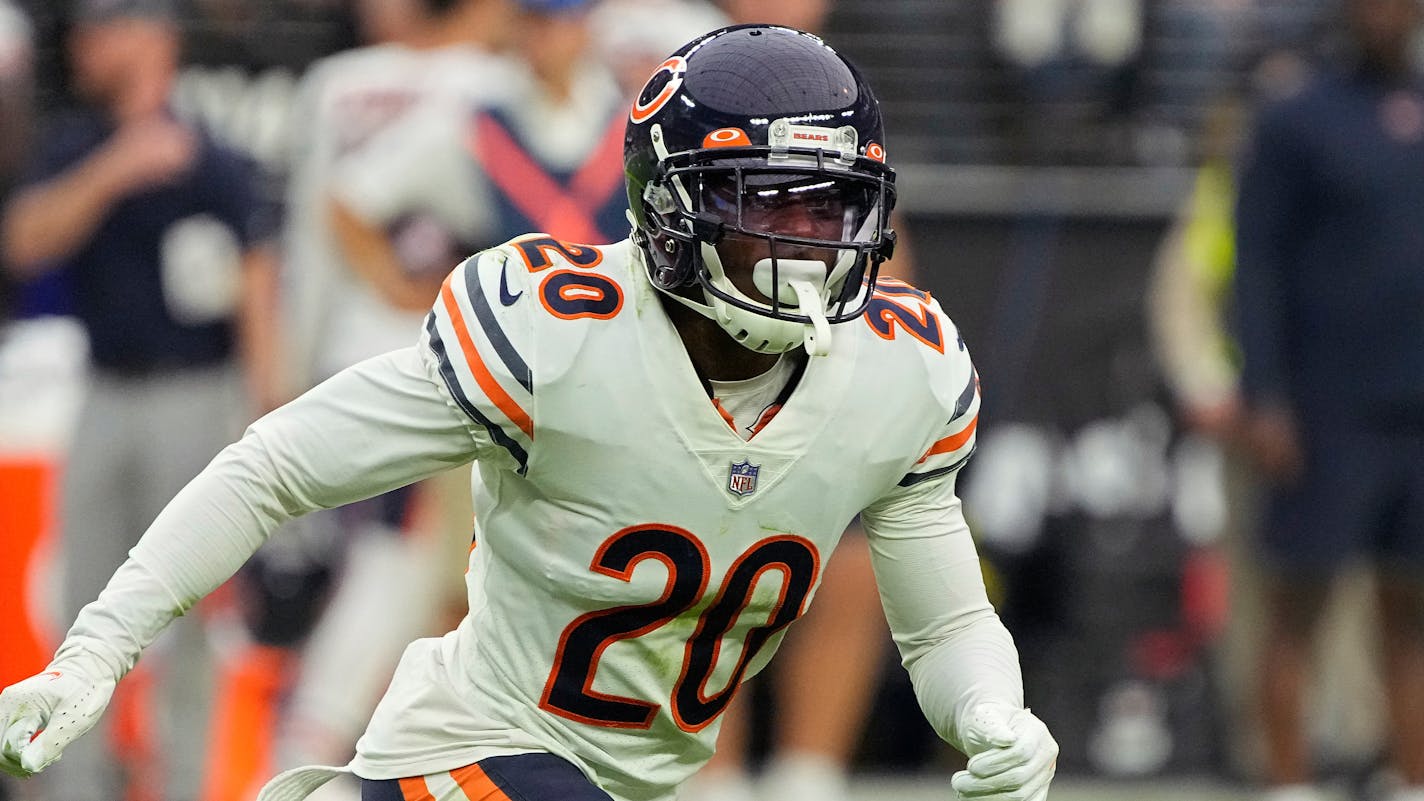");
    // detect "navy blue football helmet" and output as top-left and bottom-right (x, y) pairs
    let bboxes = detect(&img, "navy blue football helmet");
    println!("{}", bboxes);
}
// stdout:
(623, 24), (897, 355)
